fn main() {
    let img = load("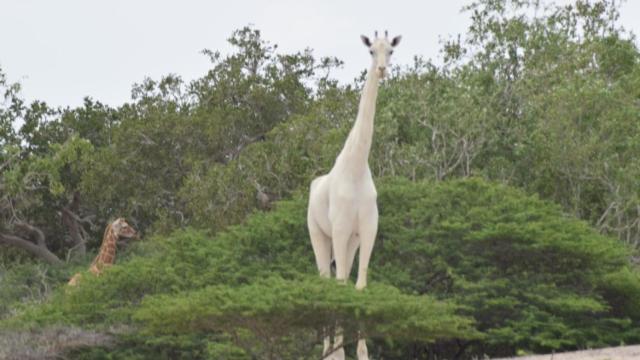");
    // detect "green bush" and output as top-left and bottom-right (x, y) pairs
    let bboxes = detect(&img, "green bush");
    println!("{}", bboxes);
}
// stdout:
(7, 178), (639, 359)
(0, 260), (75, 320)
(373, 178), (640, 357)
(135, 276), (476, 359)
